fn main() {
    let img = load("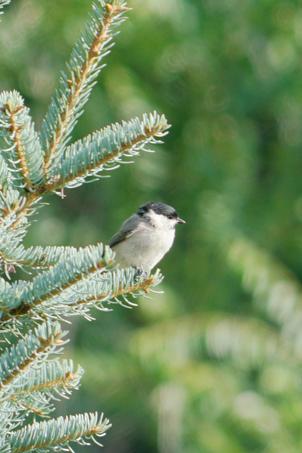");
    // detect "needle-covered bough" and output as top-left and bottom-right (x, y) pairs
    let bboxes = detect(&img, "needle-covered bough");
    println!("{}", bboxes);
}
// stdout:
(0, 1), (169, 450)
